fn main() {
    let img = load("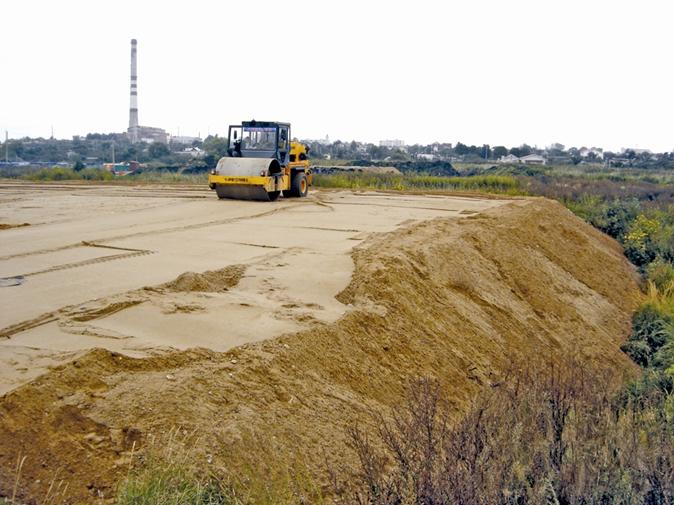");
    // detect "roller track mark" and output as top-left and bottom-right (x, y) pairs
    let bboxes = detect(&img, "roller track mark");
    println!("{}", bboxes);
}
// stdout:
(0, 313), (57, 339)
(18, 250), (155, 278)
(0, 203), (299, 261)
(229, 242), (280, 249)
(296, 226), (362, 233)
(318, 200), (462, 212)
